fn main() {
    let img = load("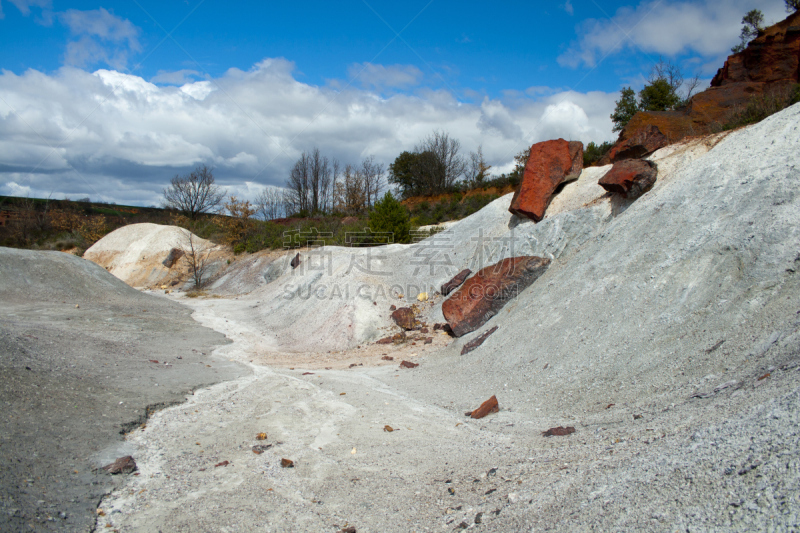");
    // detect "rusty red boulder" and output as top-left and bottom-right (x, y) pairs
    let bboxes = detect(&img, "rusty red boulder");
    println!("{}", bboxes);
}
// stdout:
(442, 256), (550, 337)
(598, 159), (658, 198)
(509, 139), (583, 222)
(606, 124), (669, 163)
(441, 268), (472, 296)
